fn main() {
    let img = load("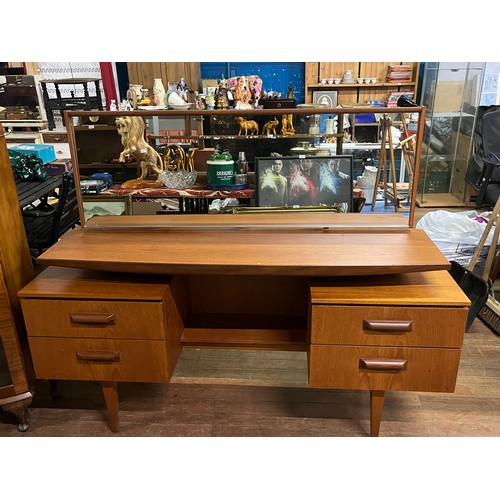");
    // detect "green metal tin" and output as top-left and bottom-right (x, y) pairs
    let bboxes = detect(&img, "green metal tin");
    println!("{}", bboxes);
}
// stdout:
(206, 151), (234, 186)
